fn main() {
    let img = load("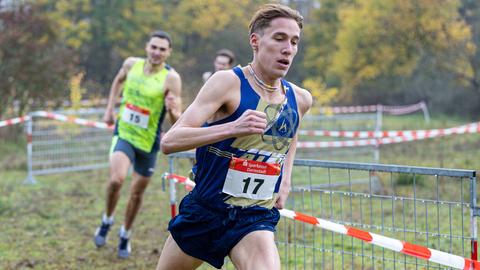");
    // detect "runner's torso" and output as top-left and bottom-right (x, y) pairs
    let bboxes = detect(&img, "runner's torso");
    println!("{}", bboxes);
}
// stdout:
(192, 66), (299, 210)
(116, 59), (170, 152)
